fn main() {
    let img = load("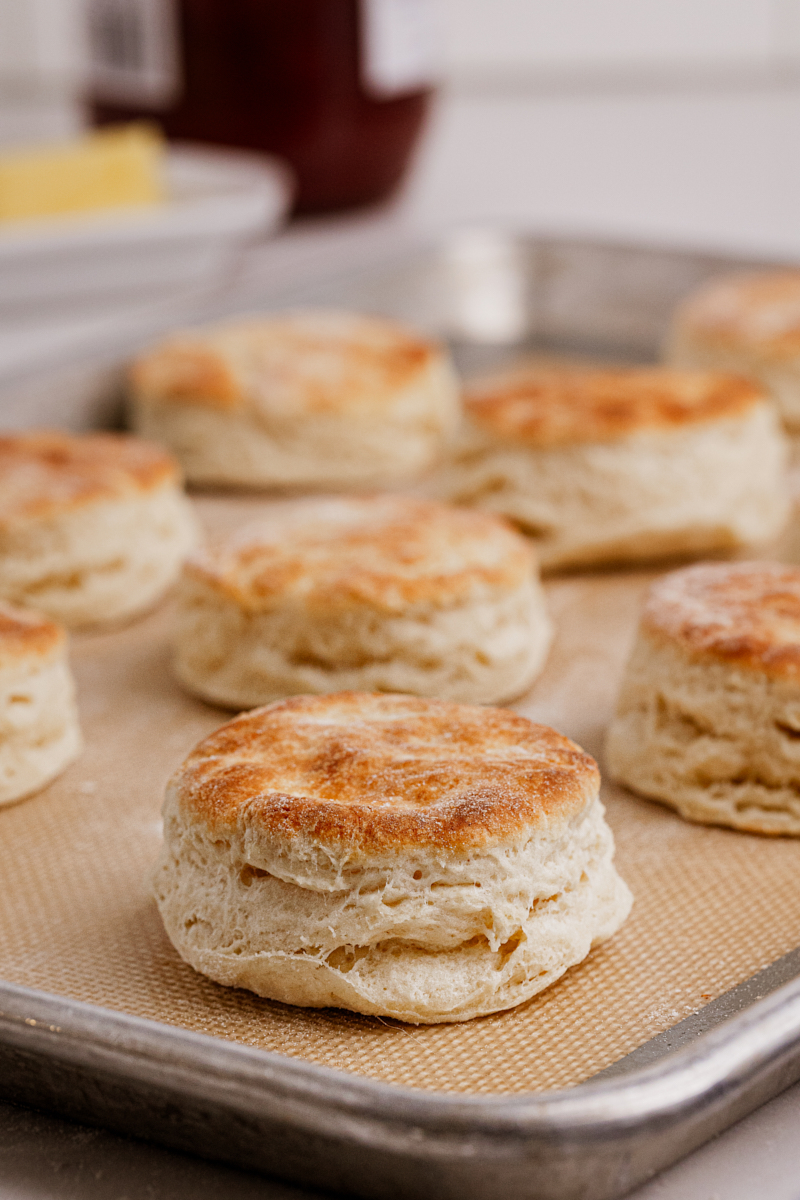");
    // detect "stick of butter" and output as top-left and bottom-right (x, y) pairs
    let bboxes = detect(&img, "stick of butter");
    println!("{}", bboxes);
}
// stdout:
(0, 124), (166, 223)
